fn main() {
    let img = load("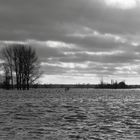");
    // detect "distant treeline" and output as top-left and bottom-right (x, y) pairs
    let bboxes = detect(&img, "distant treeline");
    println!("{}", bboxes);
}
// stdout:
(2, 83), (137, 89)
(95, 80), (140, 89)
(0, 83), (96, 89)
(32, 84), (140, 89)
(31, 84), (96, 89)
(0, 83), (140, 89)
(95, 81), (128, 89)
